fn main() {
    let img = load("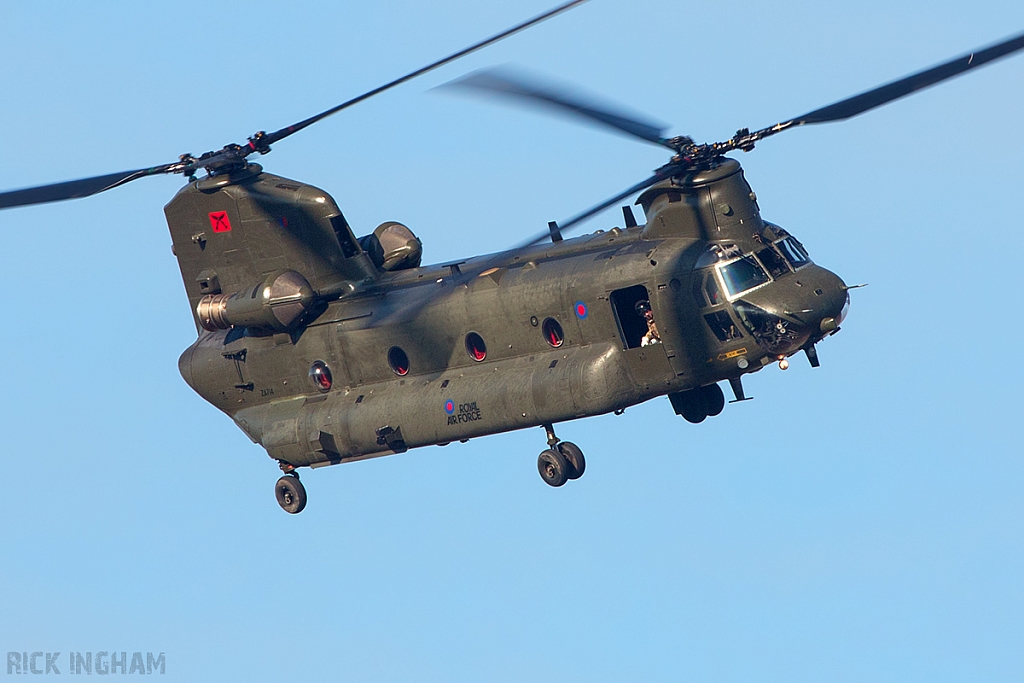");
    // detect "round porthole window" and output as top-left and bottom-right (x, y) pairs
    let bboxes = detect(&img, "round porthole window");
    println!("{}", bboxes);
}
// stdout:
(465, 332), (487, 361)
(388, 346), (410, 376)
(309, 360), (332, 392)
(542, 318), (564, 348)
